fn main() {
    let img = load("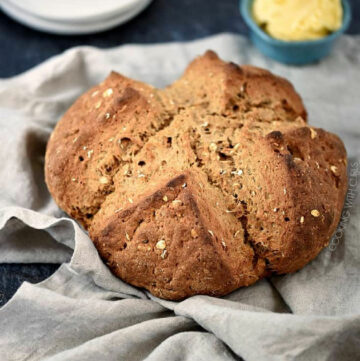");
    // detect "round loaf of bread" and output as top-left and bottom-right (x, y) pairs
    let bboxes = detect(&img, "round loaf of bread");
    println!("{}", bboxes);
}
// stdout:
(45, 51), (347, 300)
